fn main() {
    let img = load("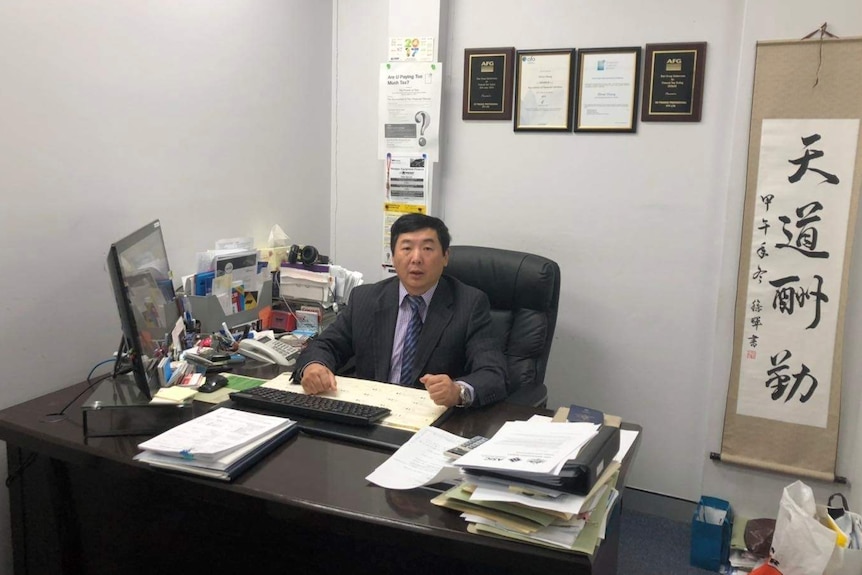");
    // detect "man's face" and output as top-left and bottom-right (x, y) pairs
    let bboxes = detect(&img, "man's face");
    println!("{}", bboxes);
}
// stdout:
(392, 228), (449, 295)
